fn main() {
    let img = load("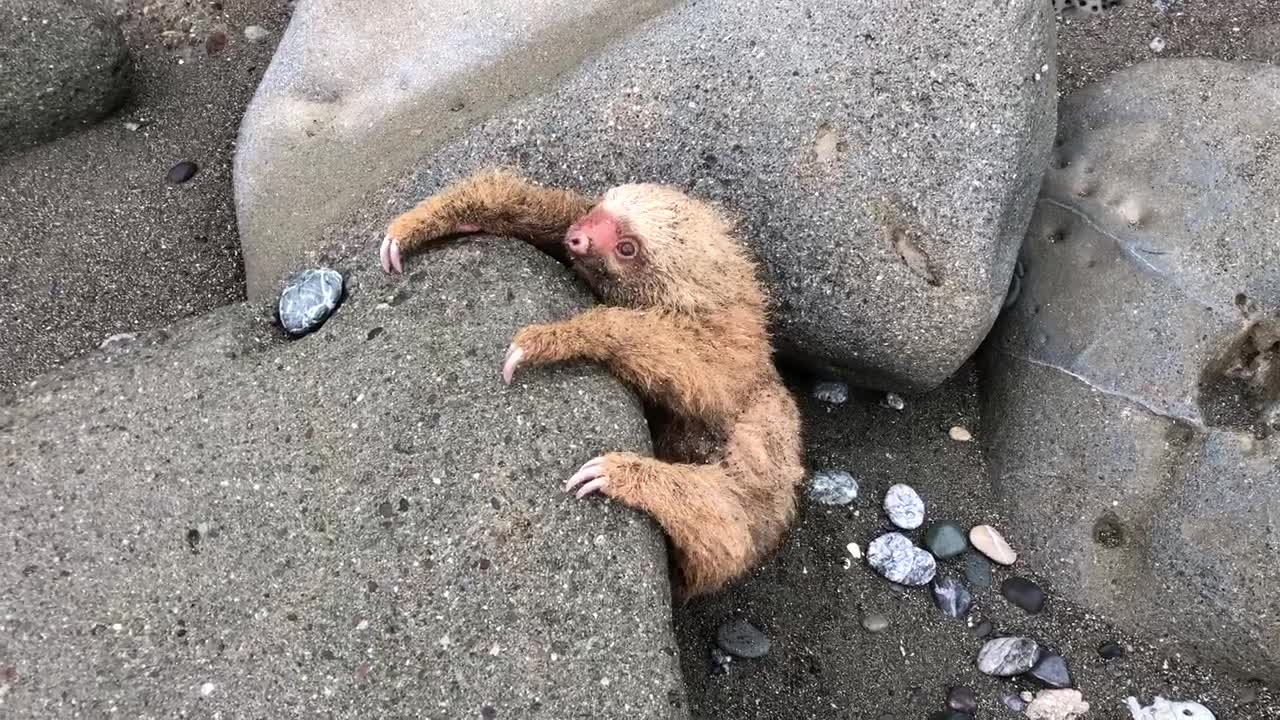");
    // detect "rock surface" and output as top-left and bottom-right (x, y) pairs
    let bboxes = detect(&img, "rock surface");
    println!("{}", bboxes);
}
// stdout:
(235, 0), (1058, 391)
(0, 240), (686, 718)
(982, 58), (1280, 682)
(0, 0), (132, 154)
